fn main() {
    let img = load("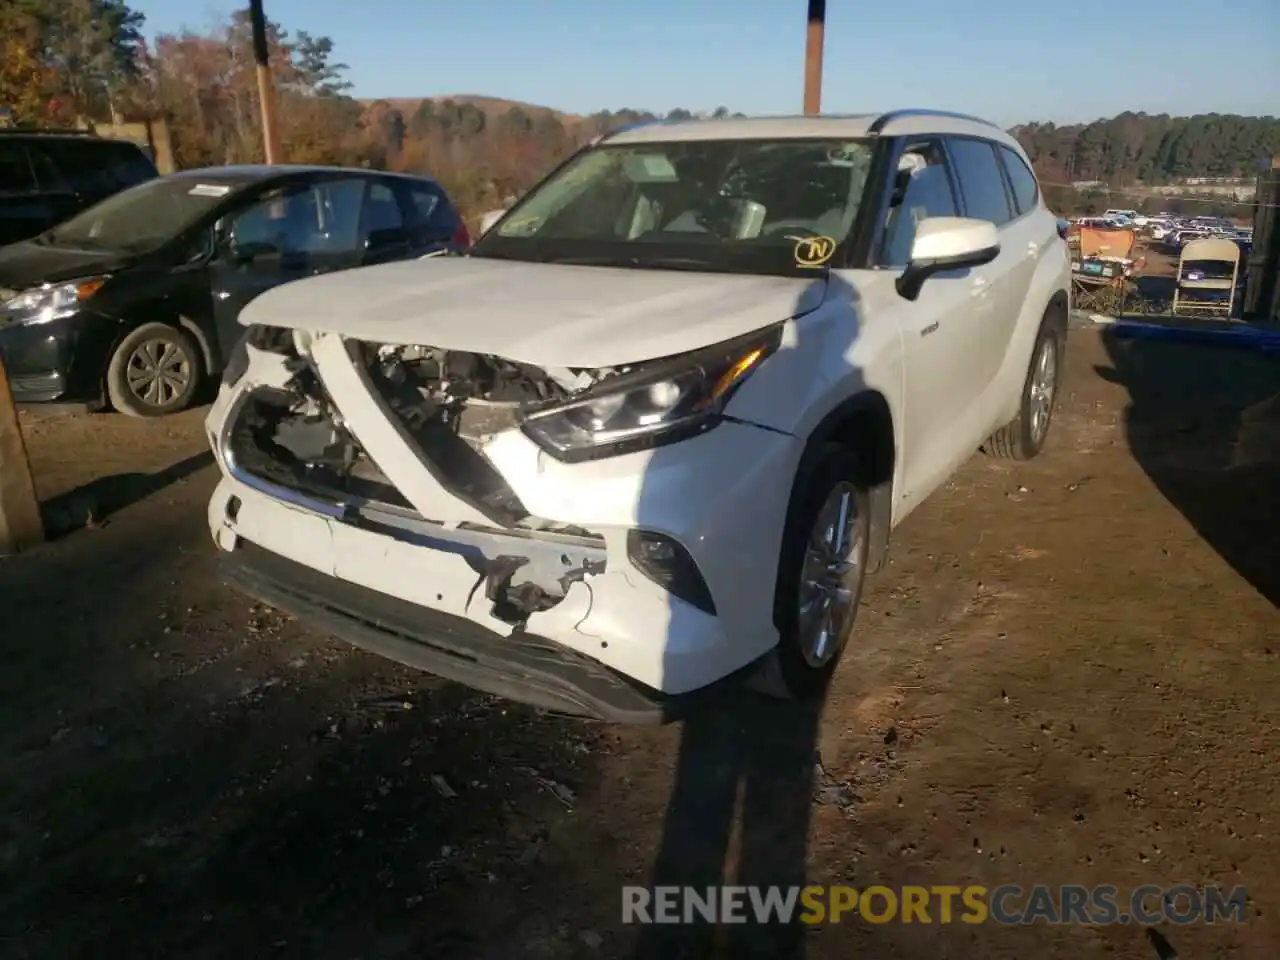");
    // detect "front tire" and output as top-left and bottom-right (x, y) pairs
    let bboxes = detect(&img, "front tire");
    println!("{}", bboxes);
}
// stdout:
(106, 322), (203, 418)
(982, 315), (1064, 461)
(762, 443), (871, 701)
